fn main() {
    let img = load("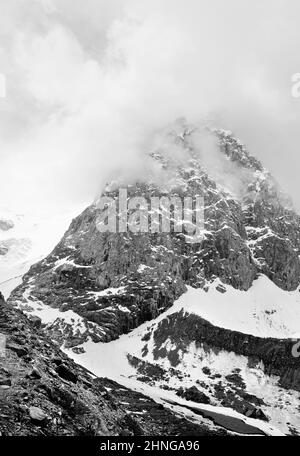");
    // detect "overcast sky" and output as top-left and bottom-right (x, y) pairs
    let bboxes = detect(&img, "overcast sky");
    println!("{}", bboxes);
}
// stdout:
(1, 0), (300, 211)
